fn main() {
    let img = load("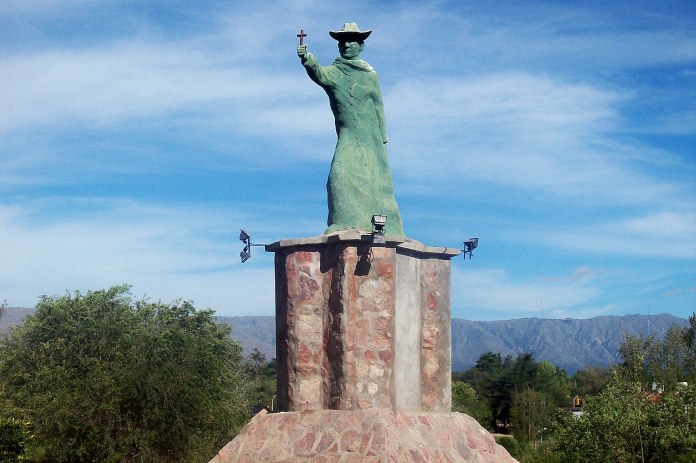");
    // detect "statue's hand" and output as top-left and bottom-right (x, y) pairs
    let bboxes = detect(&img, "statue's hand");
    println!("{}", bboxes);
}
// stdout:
(297, 45), (308, 59)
